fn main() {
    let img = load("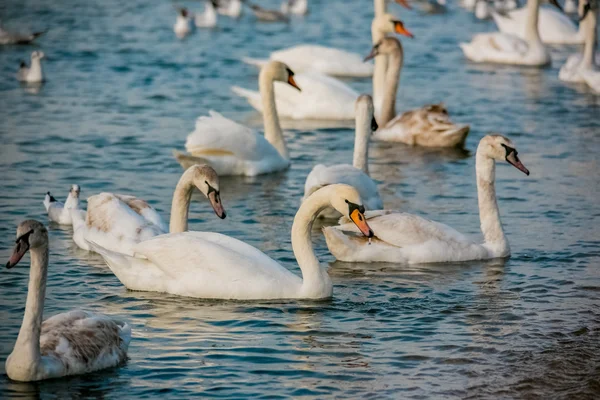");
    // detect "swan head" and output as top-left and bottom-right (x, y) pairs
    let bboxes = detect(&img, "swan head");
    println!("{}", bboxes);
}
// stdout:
(329, 185), (374, 238)
(356, 94), (378, 132)
(372, 13), (413, 38)
(189, 164), (226, 219)
(7, 220), (47, 269)
(178, 8), (189, 18)
(364, 36), (403, 61)
(31, 51), (44, 61)
(69, 184), (81, 198)
(479, 135), (530, 176)
(262, 61), (301, 91)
